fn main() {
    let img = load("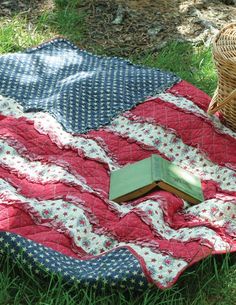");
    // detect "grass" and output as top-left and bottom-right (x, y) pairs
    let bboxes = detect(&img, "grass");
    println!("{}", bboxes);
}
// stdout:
(0, 0), (232, 304)
(133, 42), (217, 96)
(0, 0), (217, 95)
(1, 251), (236, 305)
(0, 0), (86, 53)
